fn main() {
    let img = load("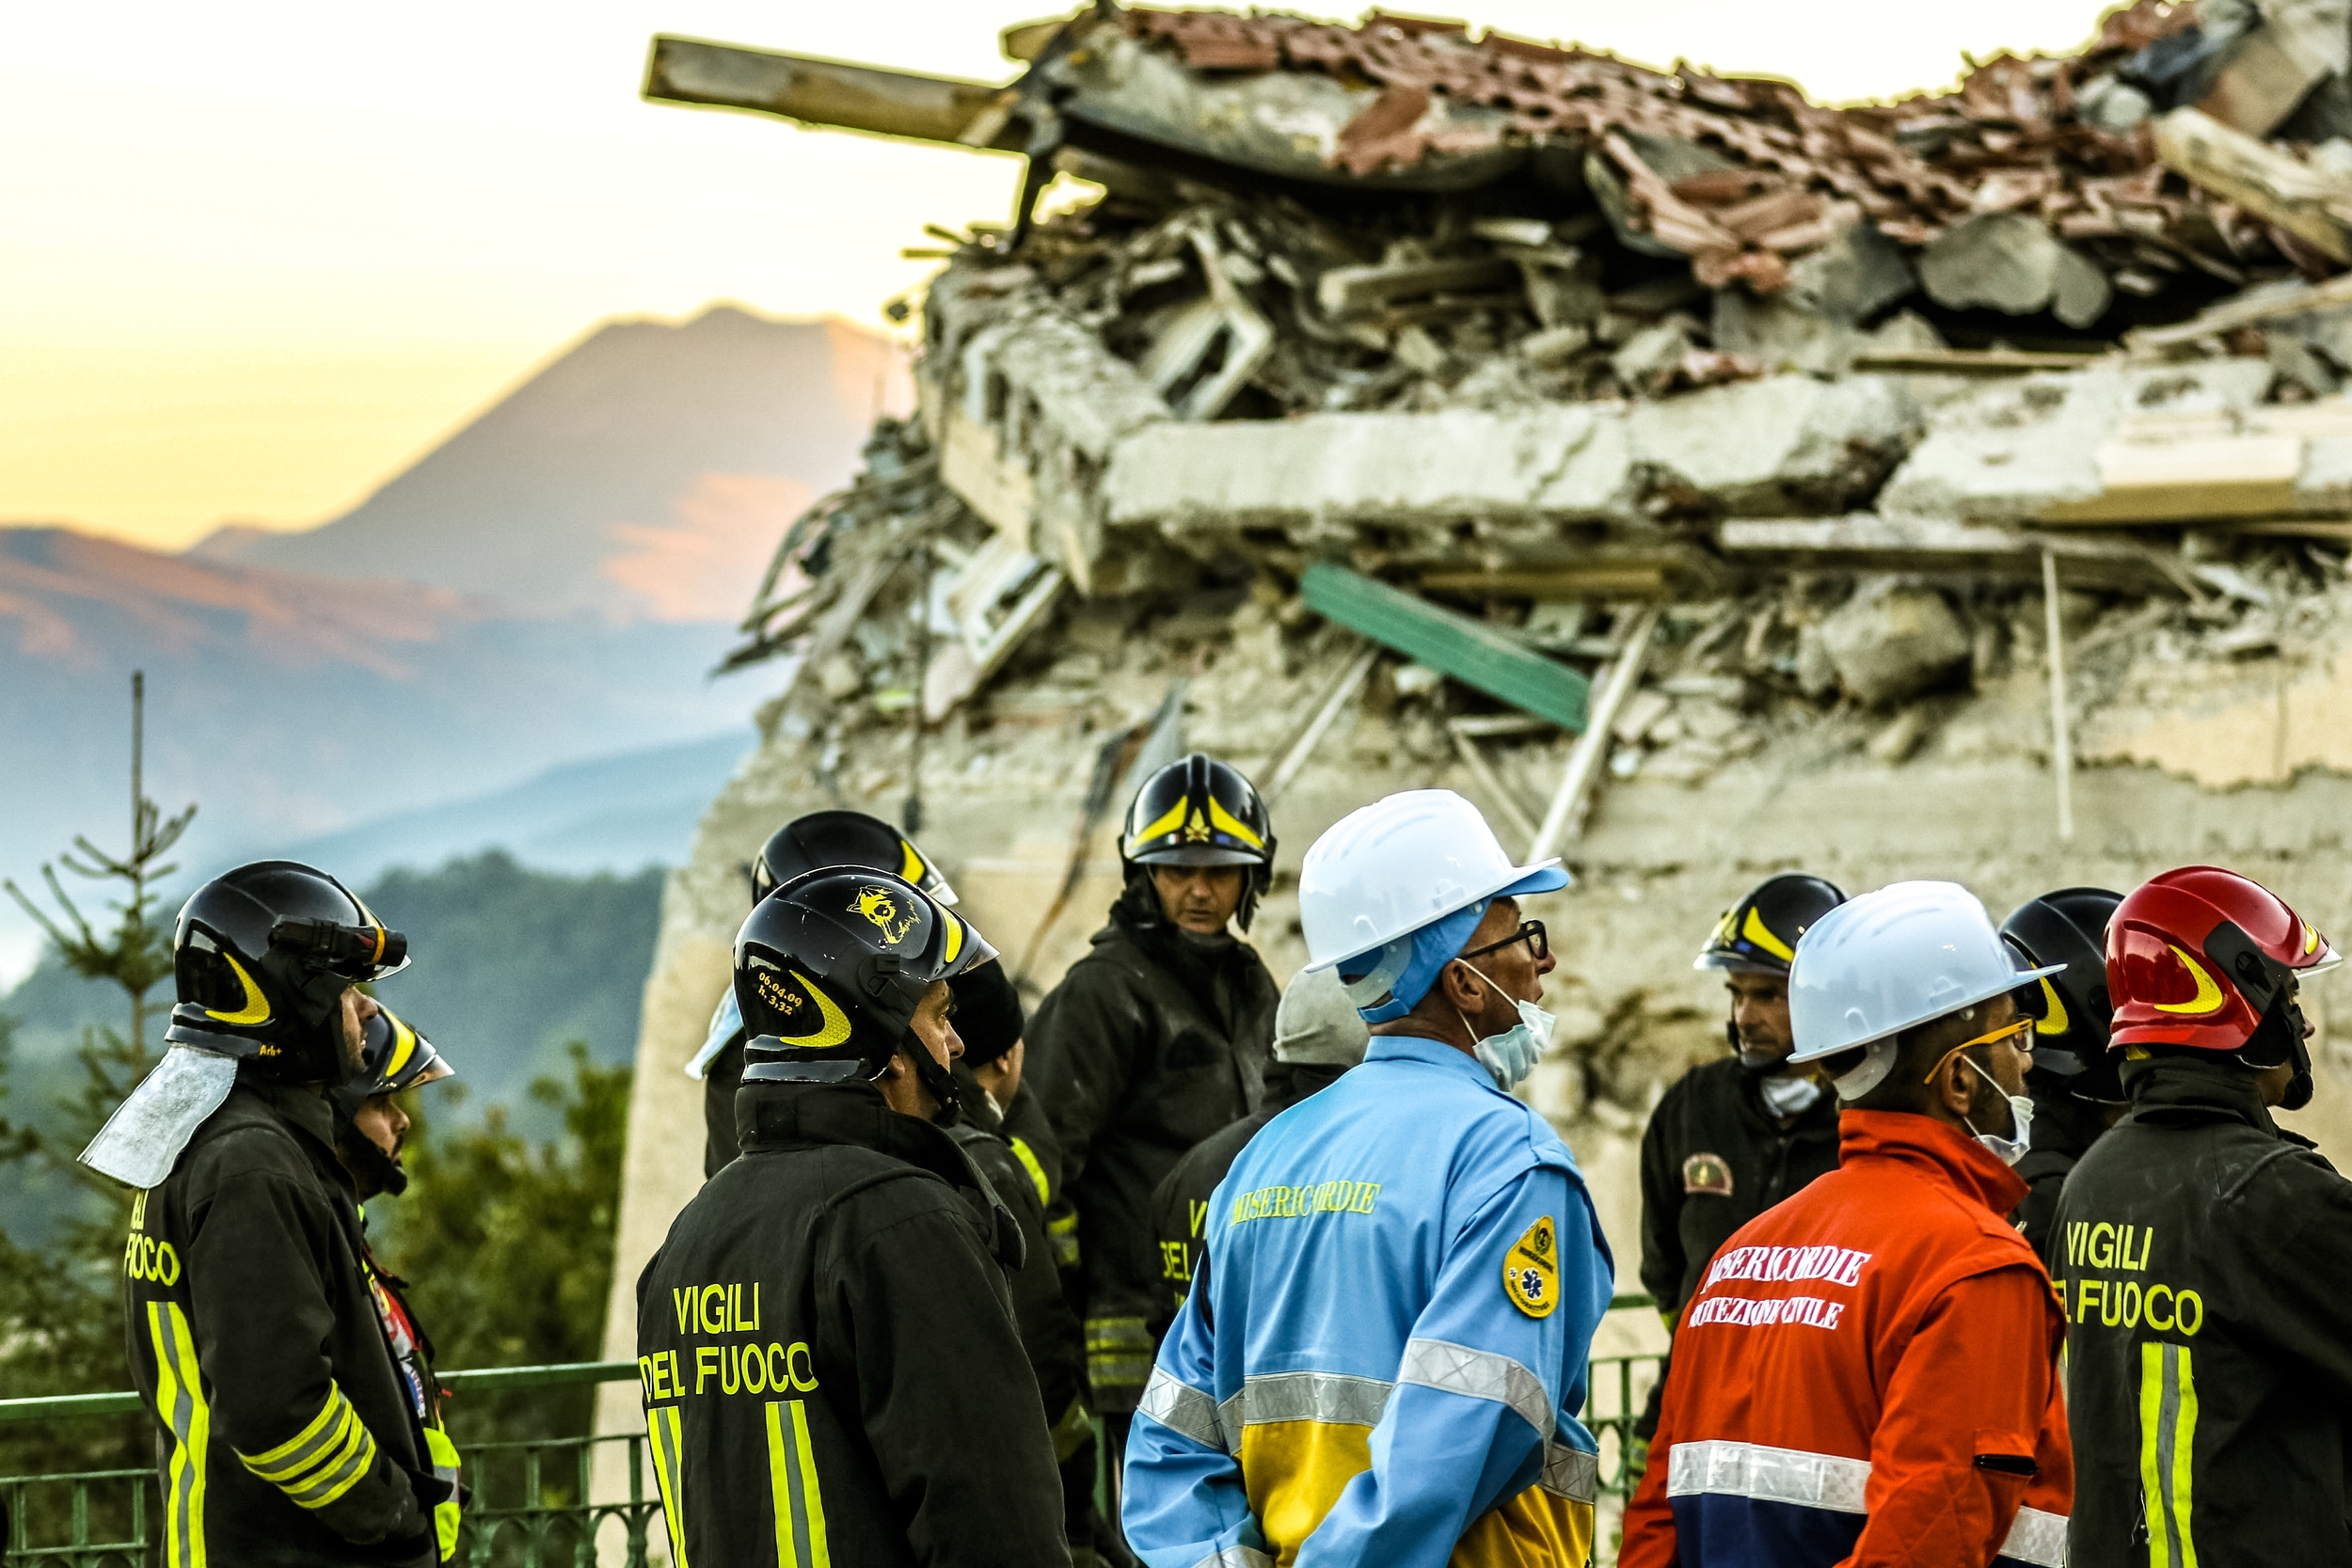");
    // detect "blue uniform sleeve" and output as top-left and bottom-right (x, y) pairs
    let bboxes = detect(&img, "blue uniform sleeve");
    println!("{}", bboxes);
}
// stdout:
(1297, 1164), (1612, 1568)
(1124, 1250), (1270, 1568)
